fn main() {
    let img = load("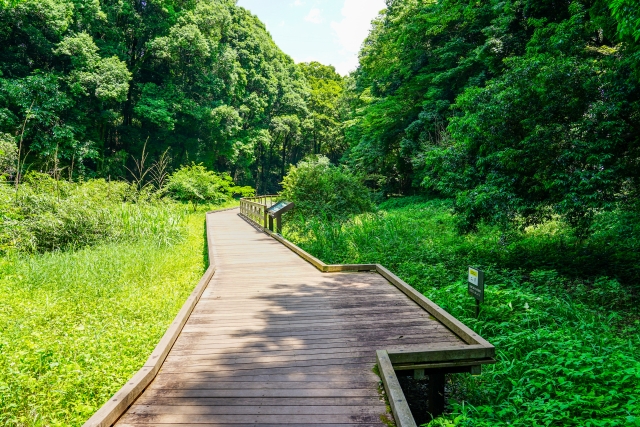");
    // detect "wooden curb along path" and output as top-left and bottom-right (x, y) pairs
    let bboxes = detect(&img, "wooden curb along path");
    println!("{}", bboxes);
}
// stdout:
(84, 205), (495, 427)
